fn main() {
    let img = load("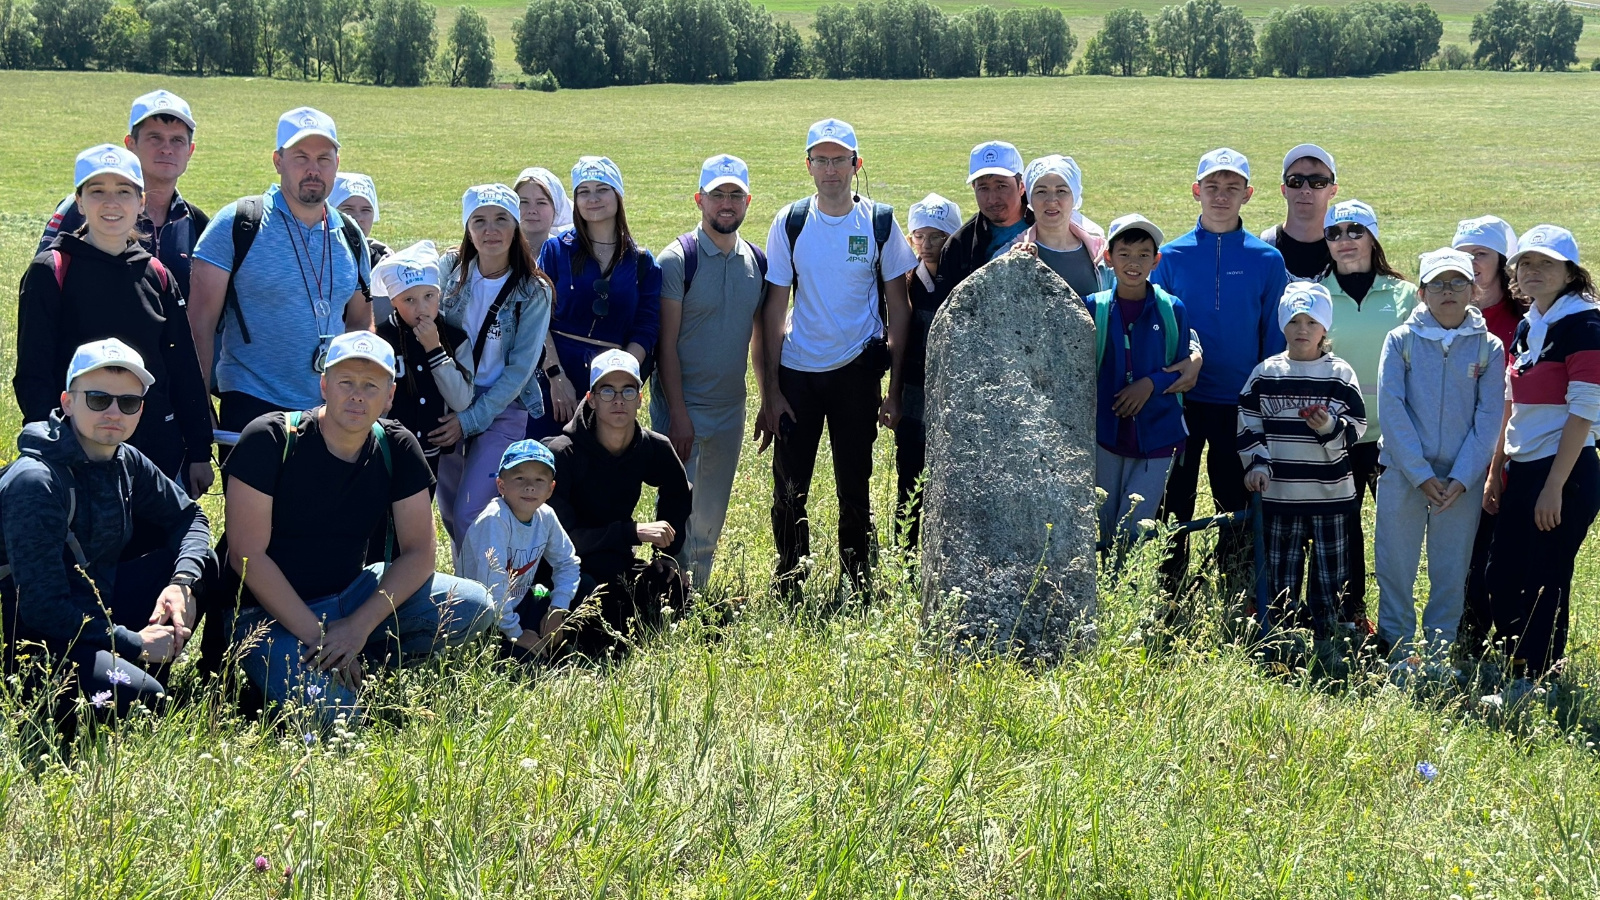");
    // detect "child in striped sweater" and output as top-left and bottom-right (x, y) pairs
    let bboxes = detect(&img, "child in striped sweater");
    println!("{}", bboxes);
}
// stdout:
(1238, 282), (1368, 644)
